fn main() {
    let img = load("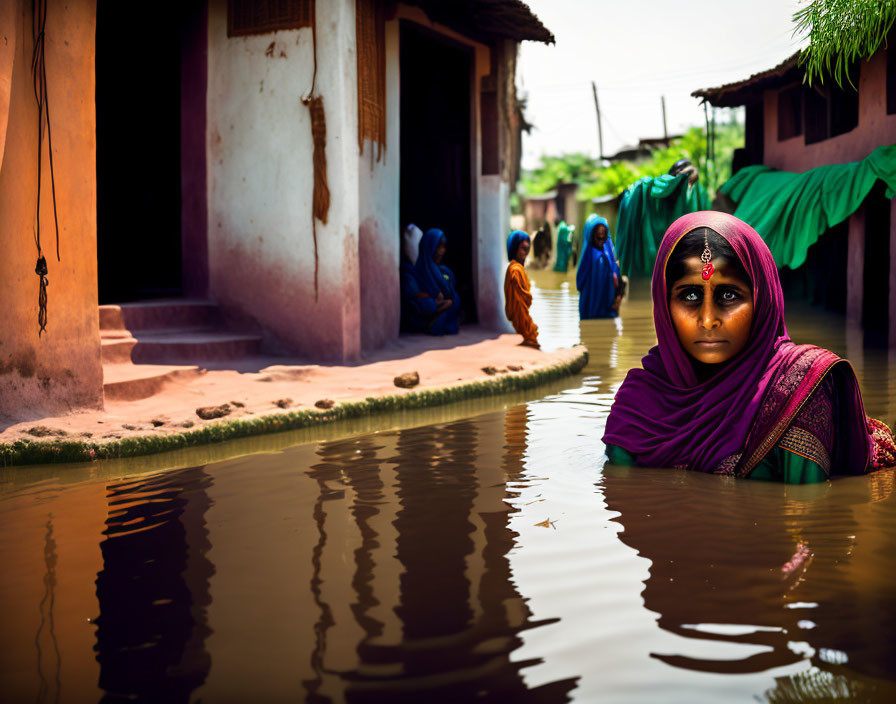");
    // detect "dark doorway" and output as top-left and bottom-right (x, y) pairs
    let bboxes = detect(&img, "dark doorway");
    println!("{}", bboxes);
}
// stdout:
(400, 23), (477, 324)
(96, 1), (185, 303)
(780, 221), (848, 314)
(863, 181), (891, 345)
